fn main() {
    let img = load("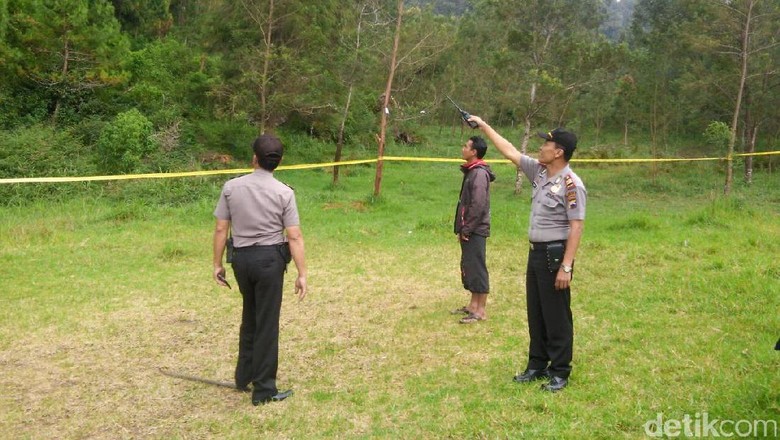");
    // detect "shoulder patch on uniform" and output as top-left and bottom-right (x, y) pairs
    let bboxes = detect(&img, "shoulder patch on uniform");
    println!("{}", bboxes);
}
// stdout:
(566, 174), (578, 209)
(566, 188), (577, 209)
(564, 174), (575, 190)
